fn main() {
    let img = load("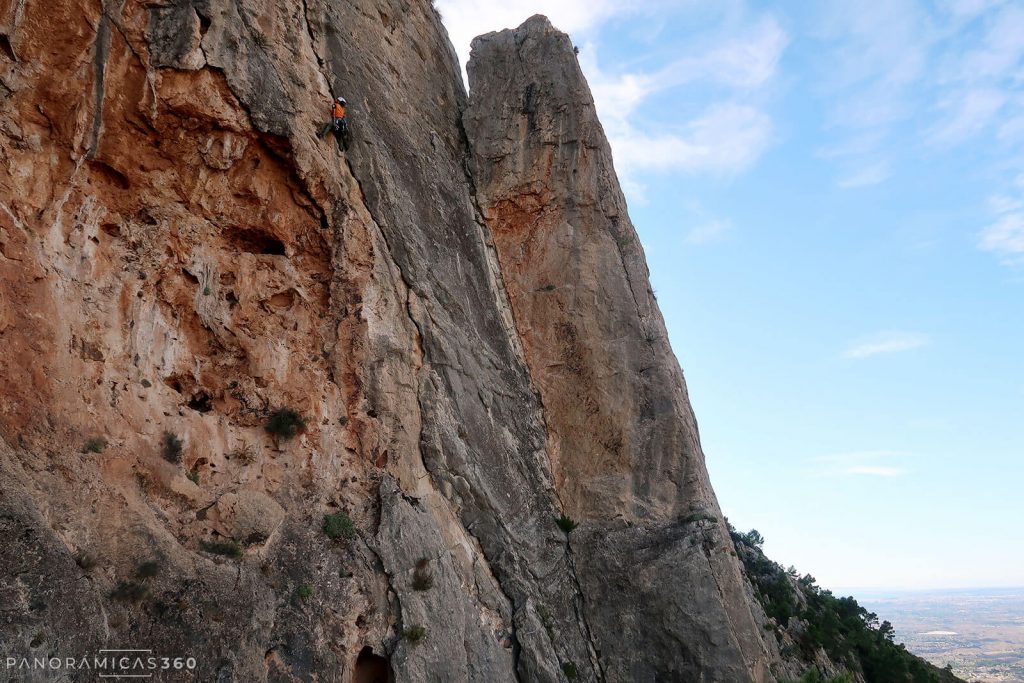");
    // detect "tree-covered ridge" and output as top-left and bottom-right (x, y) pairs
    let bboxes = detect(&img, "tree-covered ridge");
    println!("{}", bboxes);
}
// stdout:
(728, 524), (965, 683)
